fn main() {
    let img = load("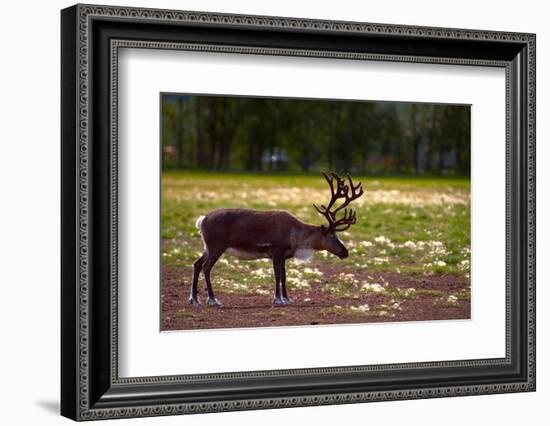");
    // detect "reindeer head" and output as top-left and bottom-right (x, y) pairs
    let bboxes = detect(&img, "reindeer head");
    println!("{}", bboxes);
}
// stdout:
(313, 172), (364, 259)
